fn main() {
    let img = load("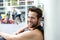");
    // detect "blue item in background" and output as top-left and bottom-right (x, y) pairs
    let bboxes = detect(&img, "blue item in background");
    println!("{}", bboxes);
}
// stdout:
(0, 16), (2, 19)
(0, 36), (6, 40)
